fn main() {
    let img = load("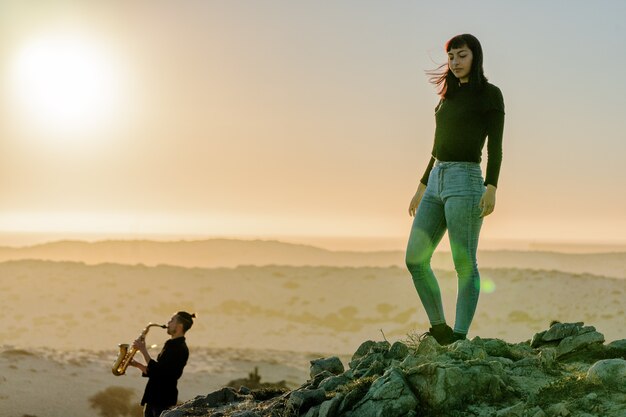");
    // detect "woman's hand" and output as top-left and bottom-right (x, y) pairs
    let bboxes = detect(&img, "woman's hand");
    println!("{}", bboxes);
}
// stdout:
(479, 185), (497, 217)
(408, 183), (427, 217)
